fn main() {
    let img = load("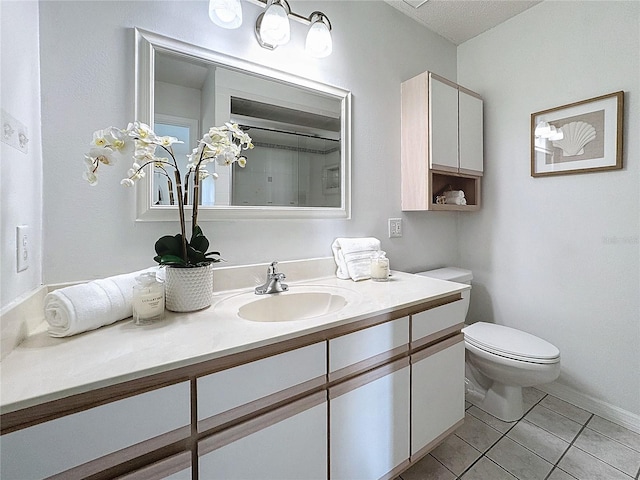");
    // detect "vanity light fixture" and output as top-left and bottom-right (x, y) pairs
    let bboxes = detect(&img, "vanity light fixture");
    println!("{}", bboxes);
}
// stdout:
(209, 0), (243, 29)
(209, 0), (333, 57)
